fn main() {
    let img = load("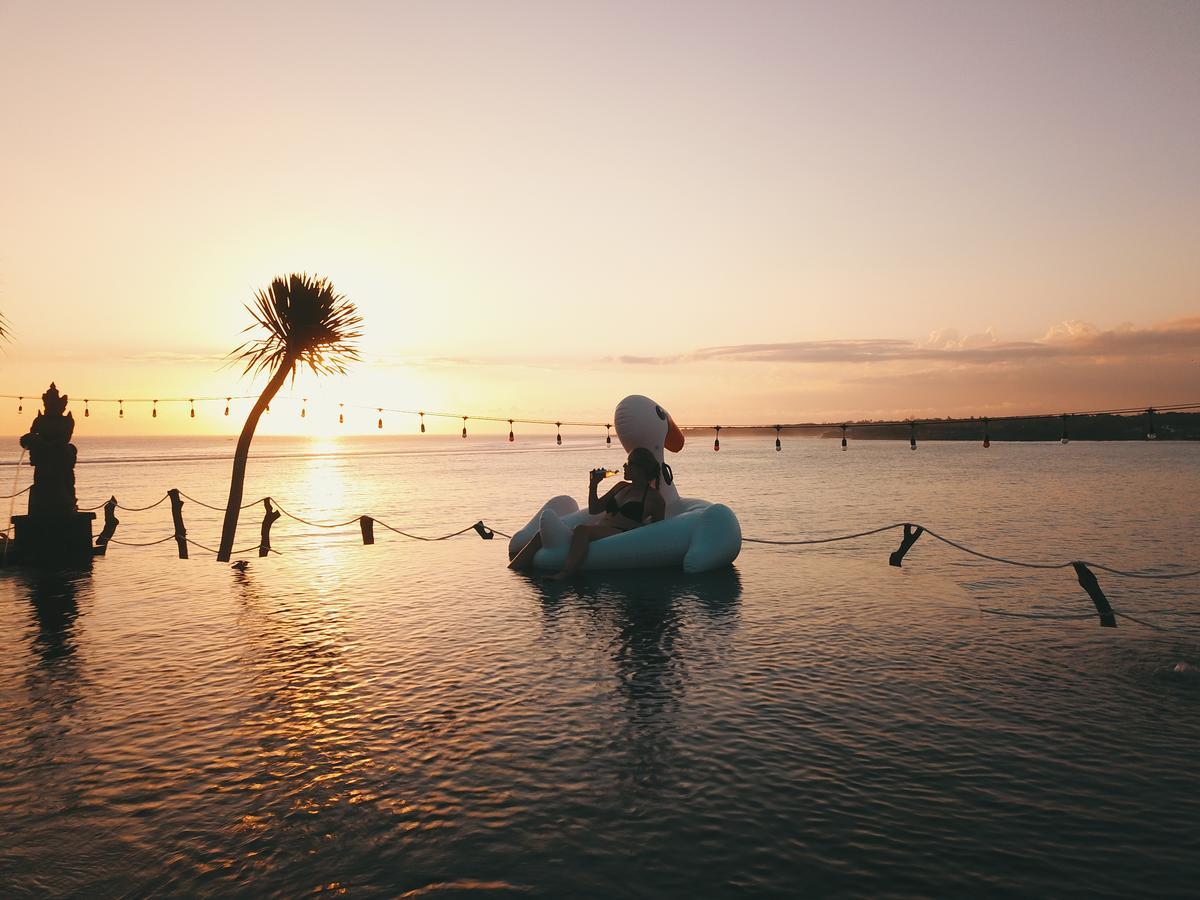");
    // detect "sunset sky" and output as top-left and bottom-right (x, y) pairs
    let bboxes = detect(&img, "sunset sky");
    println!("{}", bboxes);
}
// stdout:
(1, 0), (1197, 436)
